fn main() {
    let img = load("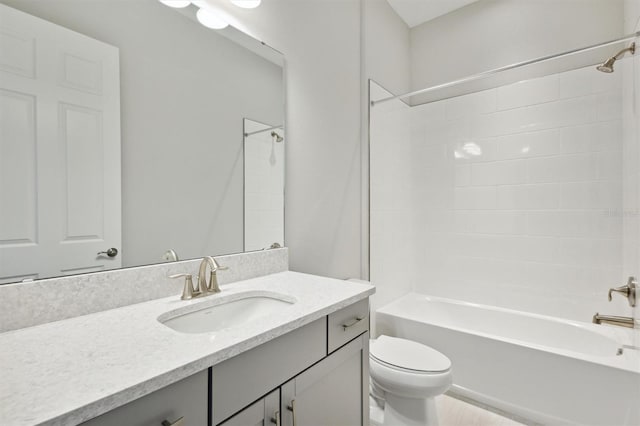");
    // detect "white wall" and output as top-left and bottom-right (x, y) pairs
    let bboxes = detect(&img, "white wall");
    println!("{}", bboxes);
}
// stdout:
(362, 0), (411, 97)
(203, 0), (362, 278)
(410, 0), (624, 94)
